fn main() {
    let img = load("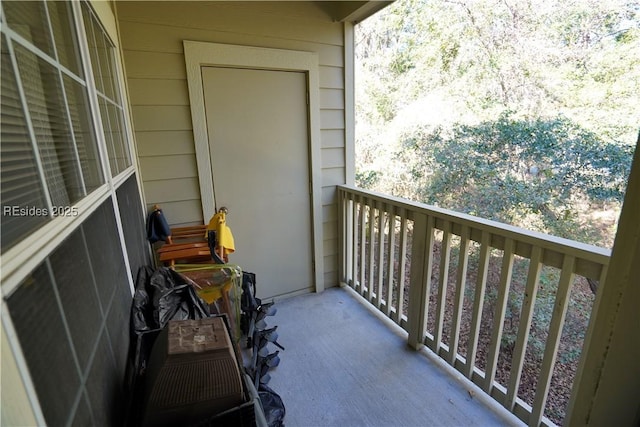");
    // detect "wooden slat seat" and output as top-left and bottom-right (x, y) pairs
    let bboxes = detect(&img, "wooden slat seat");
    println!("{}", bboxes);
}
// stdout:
(168, 224), (207, 243)
(157, 224), (211, 267)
